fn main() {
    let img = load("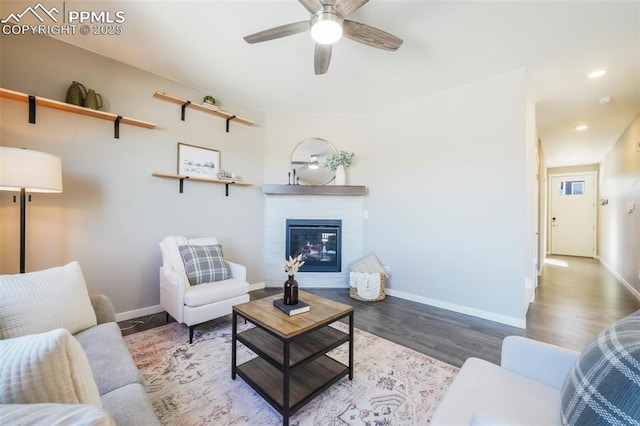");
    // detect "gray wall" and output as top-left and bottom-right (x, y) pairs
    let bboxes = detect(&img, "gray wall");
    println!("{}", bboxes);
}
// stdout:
(1, 35), (536, 326)
(598, 113), (640, 296)
(0, 35), (265, 317)
(264, 70), (532, 326)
